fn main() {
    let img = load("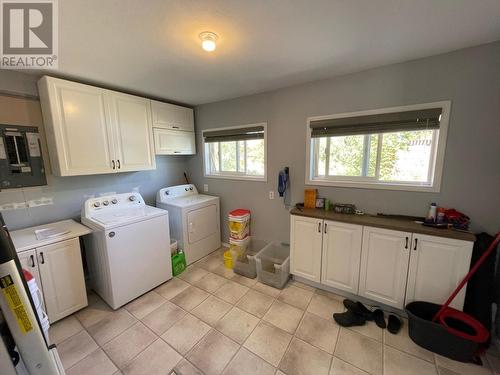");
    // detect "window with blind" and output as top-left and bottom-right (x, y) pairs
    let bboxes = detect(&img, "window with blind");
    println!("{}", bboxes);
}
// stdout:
(203, 123), (267, 180)
(306, 102), (451, 191)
